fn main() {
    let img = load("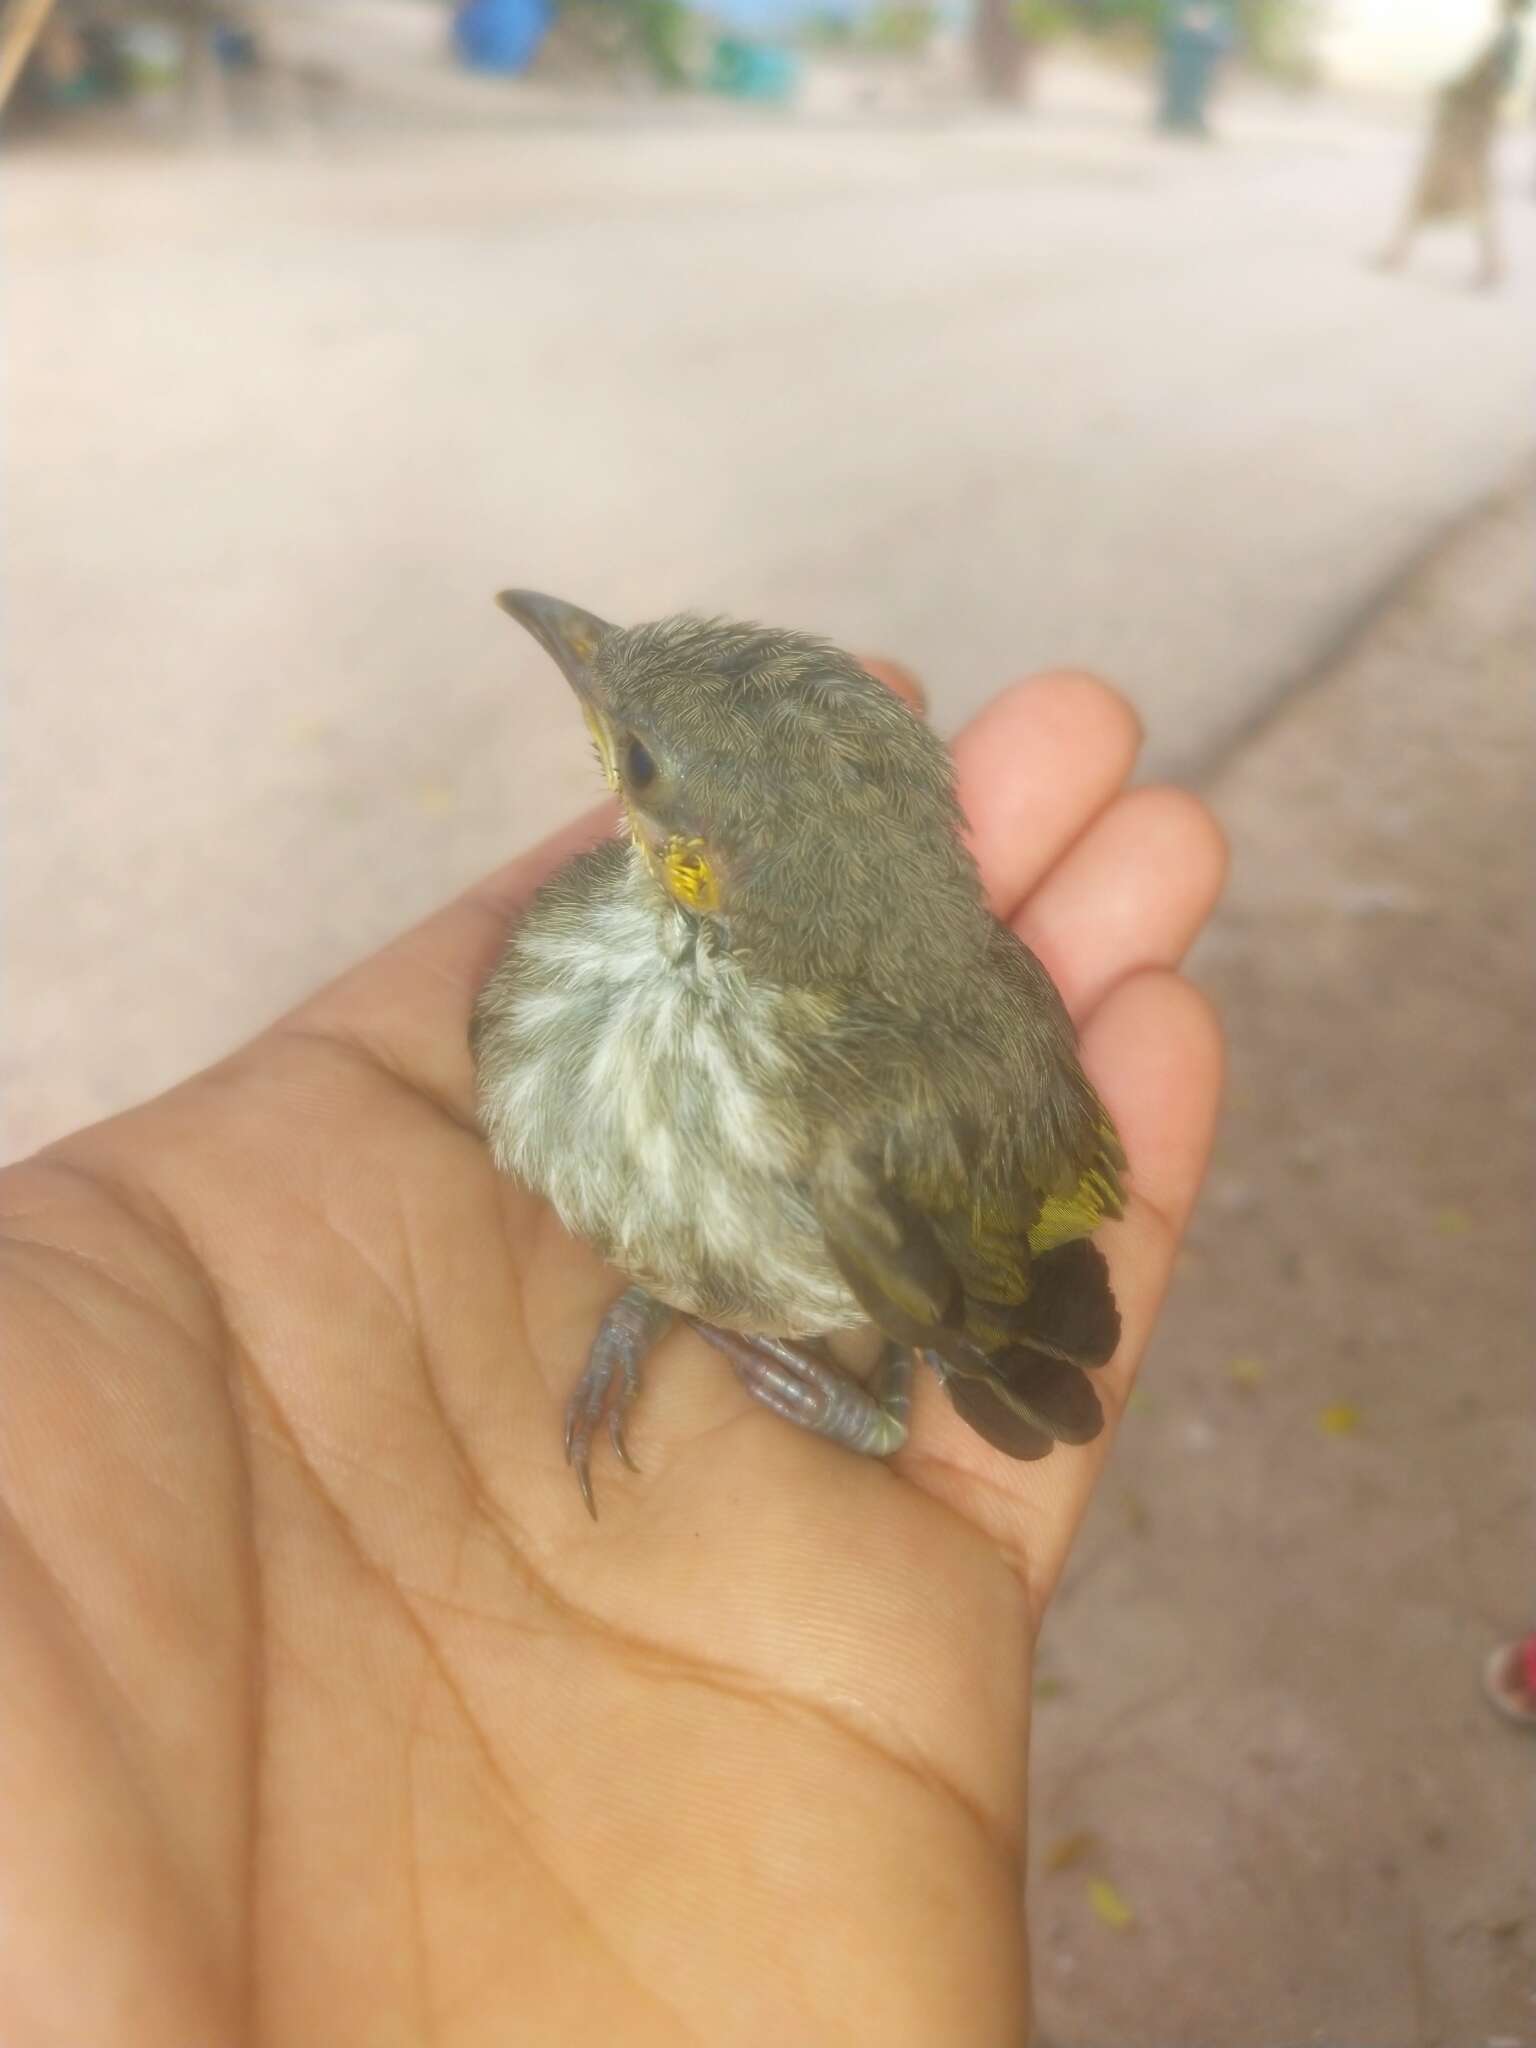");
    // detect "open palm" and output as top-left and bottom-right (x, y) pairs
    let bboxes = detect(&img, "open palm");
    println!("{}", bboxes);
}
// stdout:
(1, 669), (1223, 2048)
